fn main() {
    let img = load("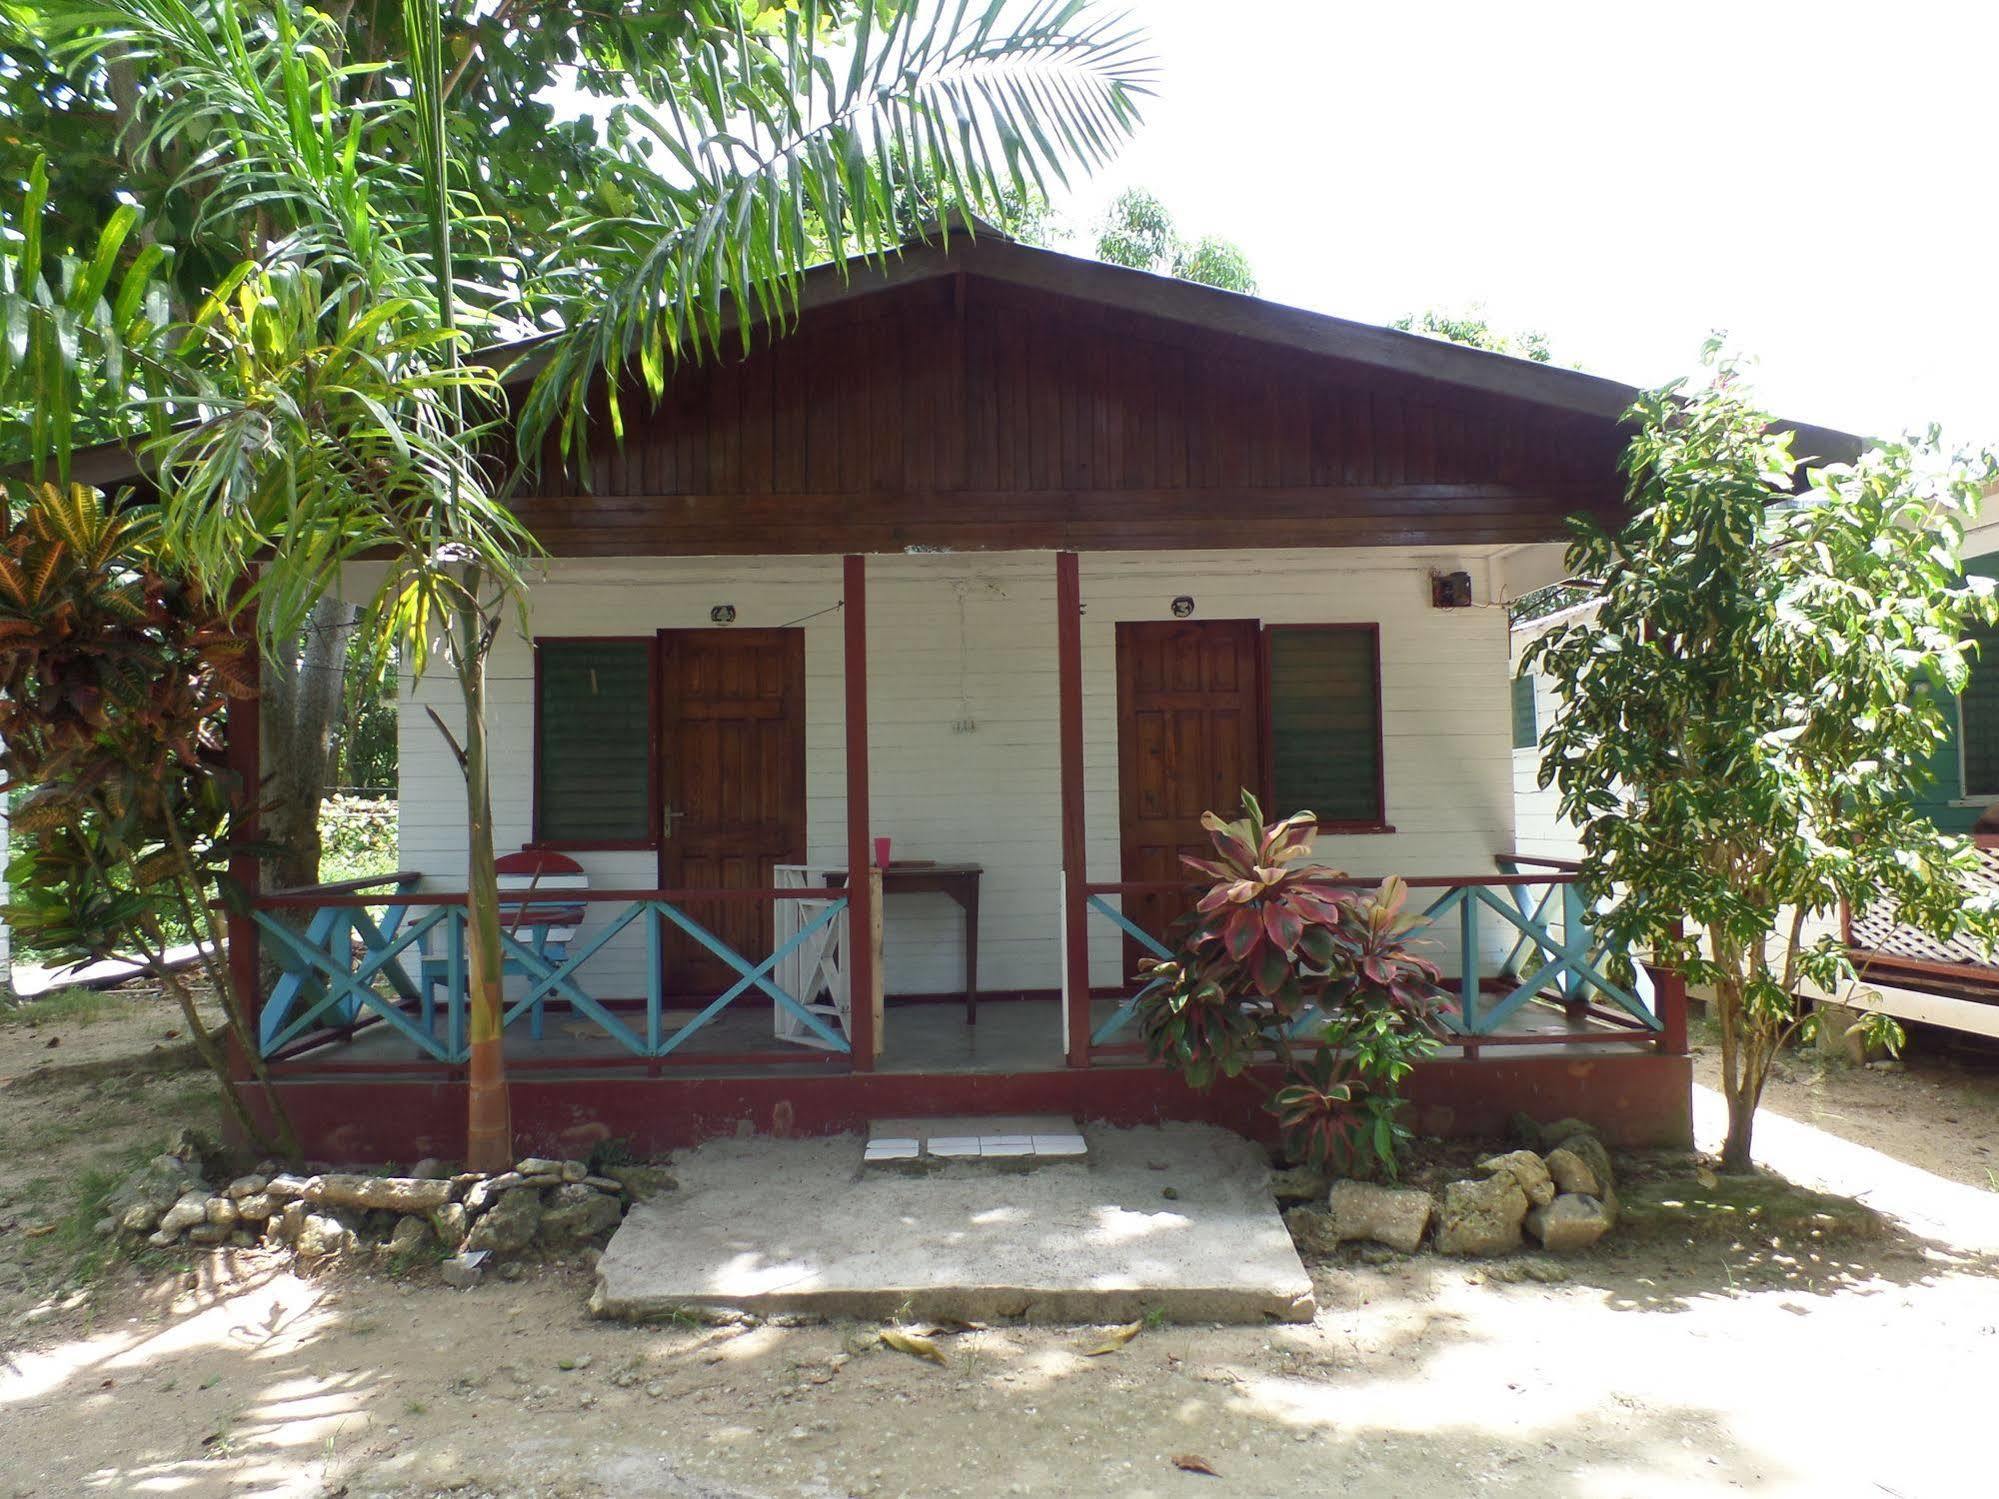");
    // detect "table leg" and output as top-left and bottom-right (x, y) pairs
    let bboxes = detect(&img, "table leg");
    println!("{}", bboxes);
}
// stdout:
(964, 880), (980, 1026)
